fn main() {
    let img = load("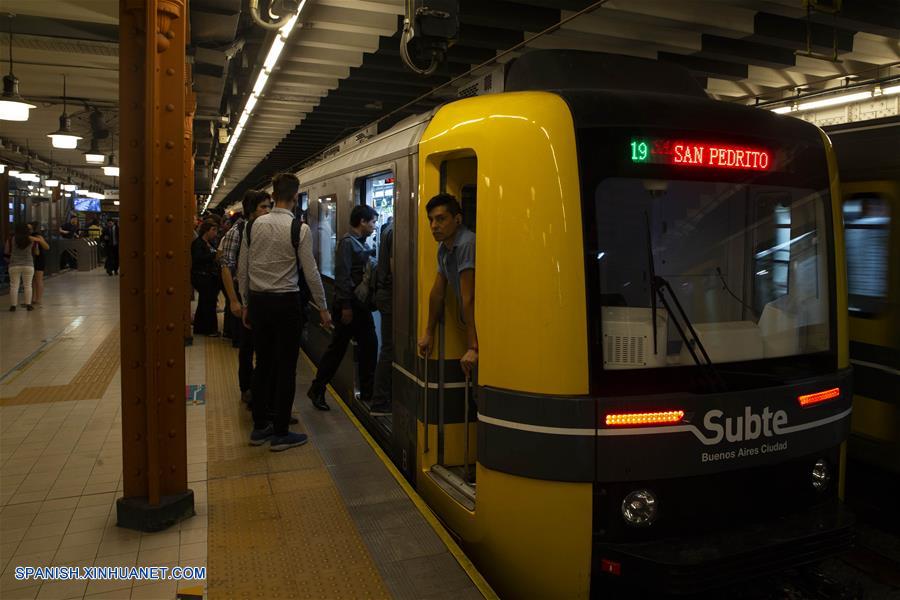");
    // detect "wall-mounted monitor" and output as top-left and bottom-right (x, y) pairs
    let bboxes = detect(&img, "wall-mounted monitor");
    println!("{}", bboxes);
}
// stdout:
(74, 197), (101, 212)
